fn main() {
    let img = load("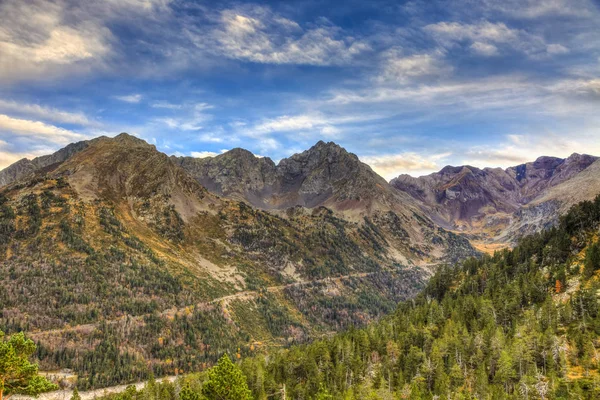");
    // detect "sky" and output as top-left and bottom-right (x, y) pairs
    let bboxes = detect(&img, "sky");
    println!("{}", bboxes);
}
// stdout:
(0, 0), (599, 179)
